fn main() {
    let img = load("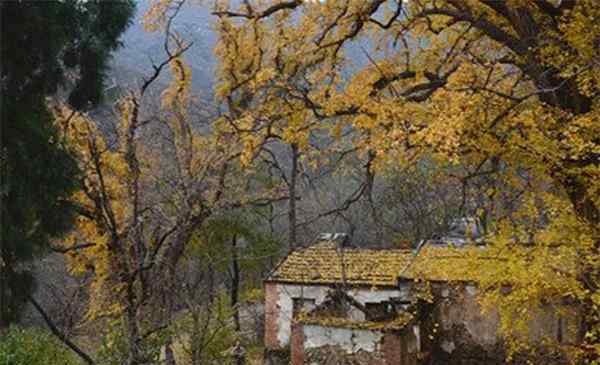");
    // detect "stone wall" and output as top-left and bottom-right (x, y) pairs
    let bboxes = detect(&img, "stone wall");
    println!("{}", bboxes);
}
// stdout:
(303, 325), (384, 353)
(265, 280), (580, 364)
(422, 283), (579, 364)
(304, 346), (385, 365)
(264, 282), (407, 348)
(435, 283), (500, 347)
(292, 324), (418, 365)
